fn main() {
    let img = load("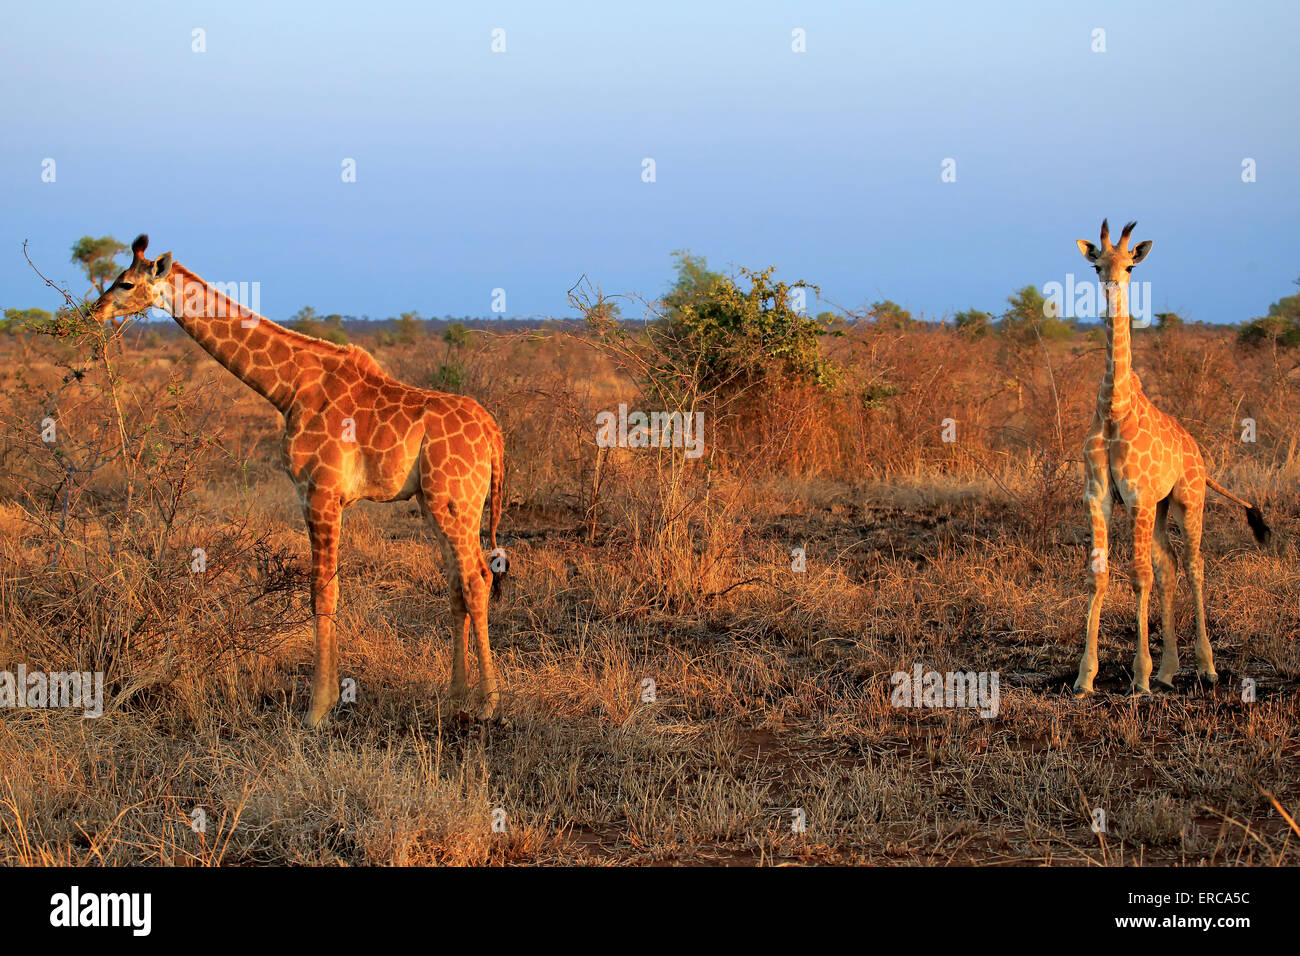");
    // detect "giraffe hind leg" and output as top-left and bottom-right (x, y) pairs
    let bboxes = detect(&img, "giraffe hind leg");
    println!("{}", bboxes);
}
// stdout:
(461, 539), (498, 719)
(421, 492), (497, 719)
(419, 499), (471, 701)
(1151, 495), (1180, 689)
(1178, 496), (1217, 684)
